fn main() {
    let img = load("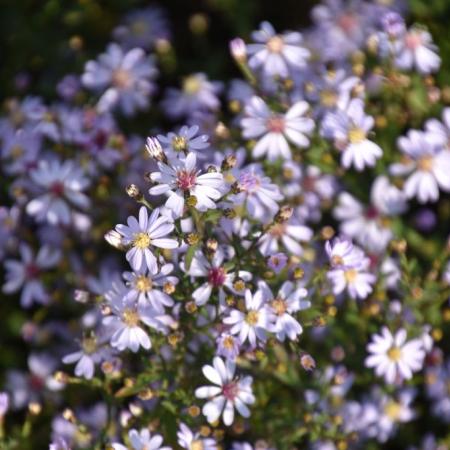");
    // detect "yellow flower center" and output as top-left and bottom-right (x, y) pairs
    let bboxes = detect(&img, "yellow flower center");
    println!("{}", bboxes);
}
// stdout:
(112, 69), (132, 89)
(133, 232), (151, 249)
(191, 440), (204, 450)
(245, 310), (260, 326)
(384, 401), (402, 420)
(122, 308), (140, 327)
(387, 346), (402, 362)
(11, 145), (24, 159)
(172, 136), (188, 152)
(269, 223), (286, 237)
(320, 89), (338, 108)
(223, 336), (235, 350)
(271, 298), (288, 316)
(348, 127), (366, 144)
(135, 275), (152, 292)
(81, 336), (97, 355)
(183, 75), (201, 94)
(344, 269), (358, 283)
(267, 35), (284, 53)
(417, 155), (433, 172)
